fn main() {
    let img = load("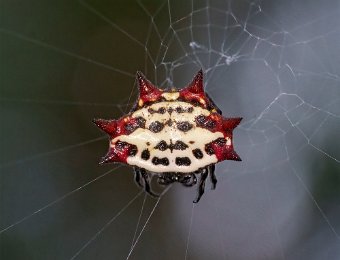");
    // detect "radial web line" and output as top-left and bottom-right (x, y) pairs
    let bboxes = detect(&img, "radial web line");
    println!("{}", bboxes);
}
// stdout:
(167, 0), (172, 25)
(123, 78), (138, 114)
(0, 28), (134, 77)
(78, 0), (157, 66)
(0, 166), (120, 234)
(79, 0), (145, 49)
(206, 0), (212, 66)
(126, 185), (172, 260)
(69, 190), (144, 260)
(165, 0), (196, 72)
(0, 136), (106, 169)
(189, 0), (203, 69)
(136, 0), (165, 42)
(0, 97), (127, 107)
(184, 203), (195, 260)
(130, 193), (148, 248)
(213, 203), (227, 260)
(309, 143), (340, 163)
(261, 169), (286, 260)
(282, 106), (339, 163)
(290, 164), (339, 239)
